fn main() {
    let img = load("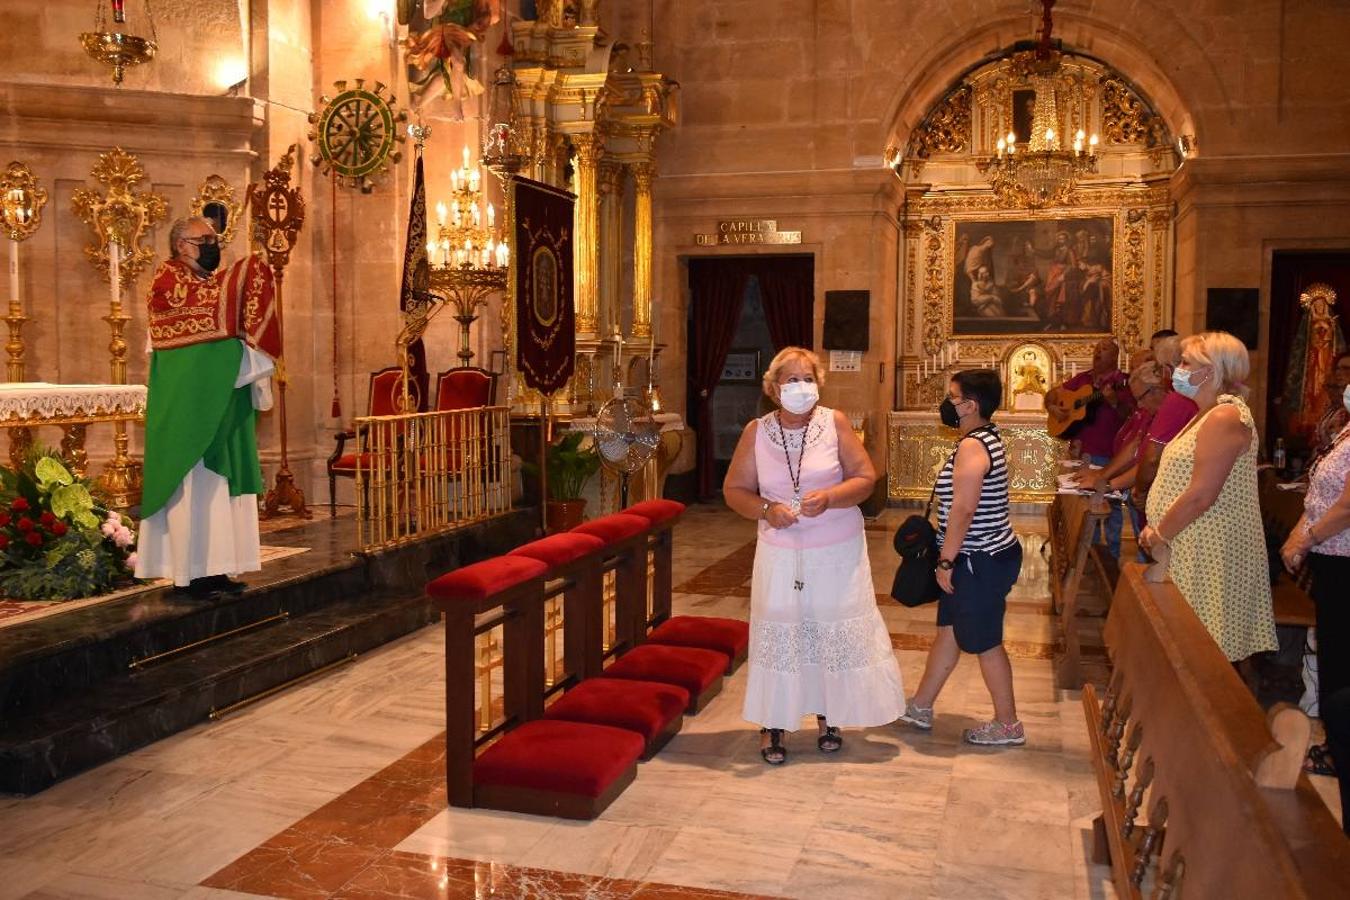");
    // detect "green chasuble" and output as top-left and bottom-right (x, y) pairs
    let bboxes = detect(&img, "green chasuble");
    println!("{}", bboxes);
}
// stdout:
(140, 339), (264, 519)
